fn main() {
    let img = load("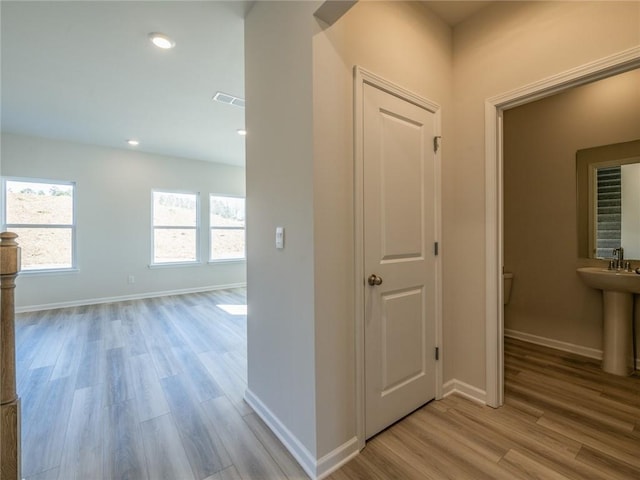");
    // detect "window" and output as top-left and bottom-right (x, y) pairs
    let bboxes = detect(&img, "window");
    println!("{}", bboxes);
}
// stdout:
(595, 166), (621, 258)
(210, 195), (245, 261)
(2, 178), (76, 271)
(152, 190), (199, 264)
